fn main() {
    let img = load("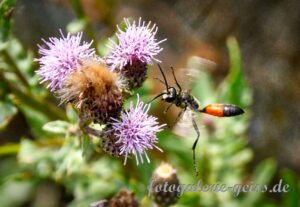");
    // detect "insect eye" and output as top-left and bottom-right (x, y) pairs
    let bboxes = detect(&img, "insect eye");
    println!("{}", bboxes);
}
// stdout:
(168, 87), (175, 93)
